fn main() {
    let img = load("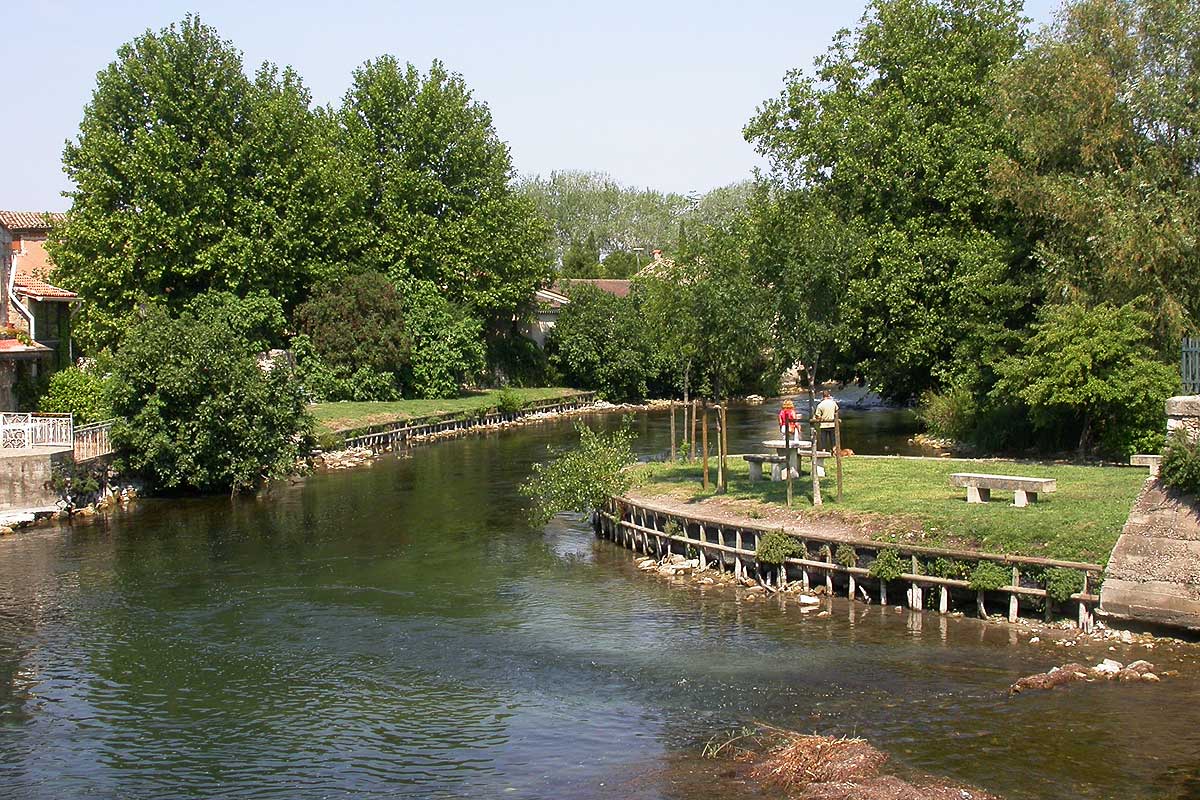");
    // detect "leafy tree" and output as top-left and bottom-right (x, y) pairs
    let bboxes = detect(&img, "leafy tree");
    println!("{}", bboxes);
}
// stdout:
(404, 283), (486, 398)
(600, 250), (640, 278)
(49, 16), (354, 351)
(547, 285), (660, 402)
(992, 302), (1178, 457)
(293, 272), (409, 400)
(186, 291), (287, 352)
(520, 420), (636, 525)
(745, 0), (1031, 401)
(338, 57), (551, 335)
(561, 234), (601, 277)
(107, 296), (312, 492)
(39, 366), (111, 424)
(992, 0), (1200, 343)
